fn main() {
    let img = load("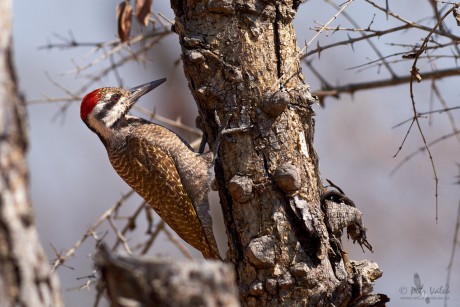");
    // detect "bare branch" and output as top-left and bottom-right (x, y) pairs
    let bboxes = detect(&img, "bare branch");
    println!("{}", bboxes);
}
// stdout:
(430, 81), (460, 144)
(315, 67), (460, 99)
(365, 0), (460, 40)
(302, 24), (411, 59)
(140, 221), (165, 255)
(445, 201), (460, 297)
(392, 105), (460, 128)
(273, 0), (355, 89)
(390, 130), (459, 175)
(406, 2), (459, 222)
(162, 226), (195, 261)
(51, 190), (135, 272)
(108, 216), (132, 254)
(393, 119), (416, 158)
(324, 0), (397, 77)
